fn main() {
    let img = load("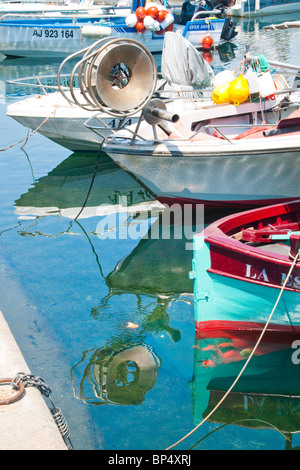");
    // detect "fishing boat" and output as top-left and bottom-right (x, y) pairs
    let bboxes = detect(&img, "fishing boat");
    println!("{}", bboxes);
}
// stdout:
(0, 0), (237, 58)
(189, 199), (300, 337)
(103, 44), (300, 209)
(227, 0), (300, 17)
(6, 33), (216, 151)
(0, 0), (131, 18)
